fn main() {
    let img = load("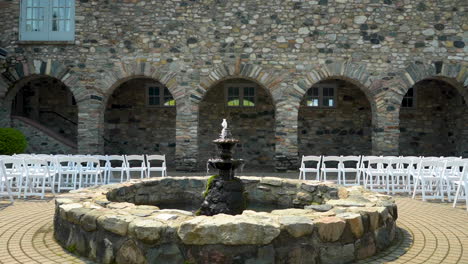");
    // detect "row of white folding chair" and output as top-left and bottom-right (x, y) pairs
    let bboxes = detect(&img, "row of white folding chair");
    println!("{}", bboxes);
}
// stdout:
(299, 155), (362, 185)
(0, 156), (55, 199)
(103, 154), (167, 183)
